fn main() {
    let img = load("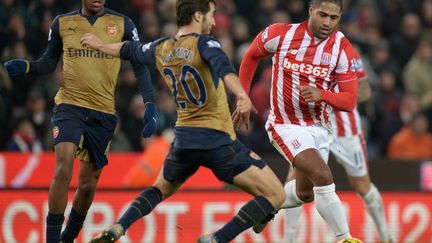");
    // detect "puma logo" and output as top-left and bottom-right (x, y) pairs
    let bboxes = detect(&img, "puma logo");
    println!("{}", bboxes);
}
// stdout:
(68, 27), (77, 32)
